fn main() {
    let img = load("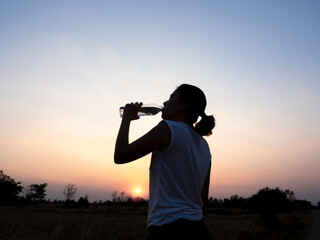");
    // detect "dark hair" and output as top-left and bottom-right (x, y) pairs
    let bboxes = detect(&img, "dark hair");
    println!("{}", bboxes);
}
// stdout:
(176, 84), (215, 136)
